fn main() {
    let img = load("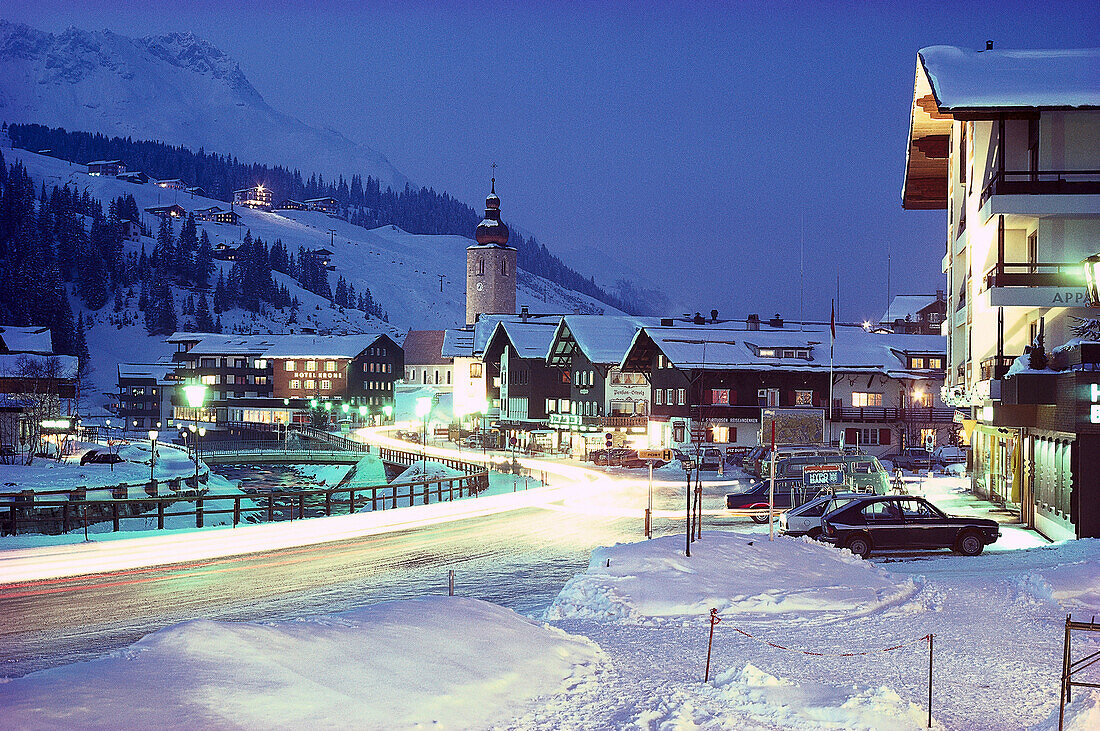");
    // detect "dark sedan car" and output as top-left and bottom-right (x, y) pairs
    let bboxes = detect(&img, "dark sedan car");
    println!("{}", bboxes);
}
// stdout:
(820, 495), (1000, 558)
(725, 478), (820, 523)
